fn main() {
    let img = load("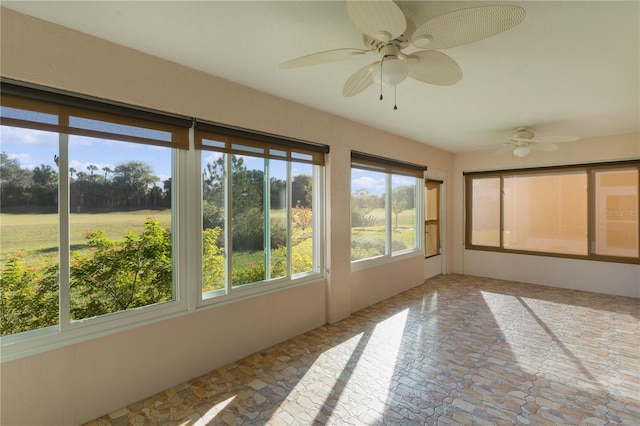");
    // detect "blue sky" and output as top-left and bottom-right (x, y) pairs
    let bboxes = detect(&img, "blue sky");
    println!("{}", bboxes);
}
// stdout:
(1, 125), (172, 182)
